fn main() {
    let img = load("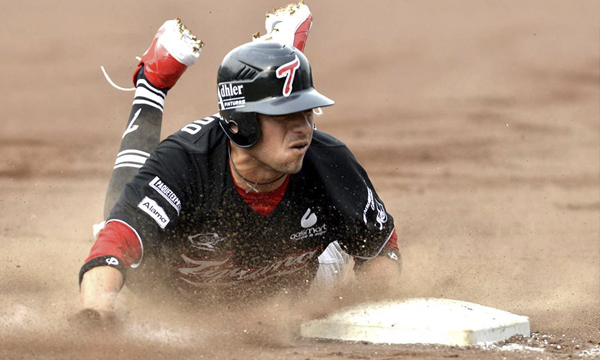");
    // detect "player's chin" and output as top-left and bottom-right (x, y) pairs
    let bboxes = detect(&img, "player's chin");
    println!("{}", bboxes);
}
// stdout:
(279, 155), (306, 174)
